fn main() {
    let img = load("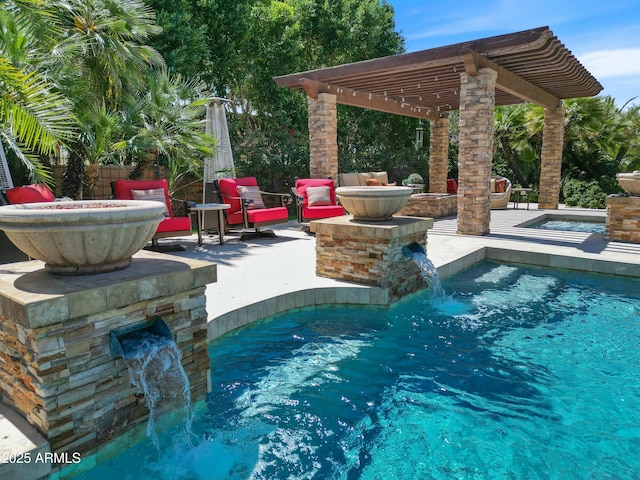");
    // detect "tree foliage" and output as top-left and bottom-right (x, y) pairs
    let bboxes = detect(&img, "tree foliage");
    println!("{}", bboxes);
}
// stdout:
(147, 0), (419, 190)
(491, 96), (639, 206)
